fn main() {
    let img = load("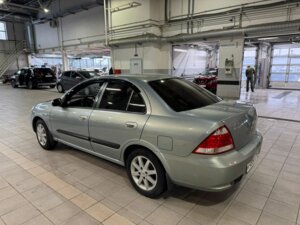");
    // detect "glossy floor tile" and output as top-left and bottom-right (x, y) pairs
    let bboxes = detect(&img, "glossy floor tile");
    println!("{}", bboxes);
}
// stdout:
(0, 84), (299, 225)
